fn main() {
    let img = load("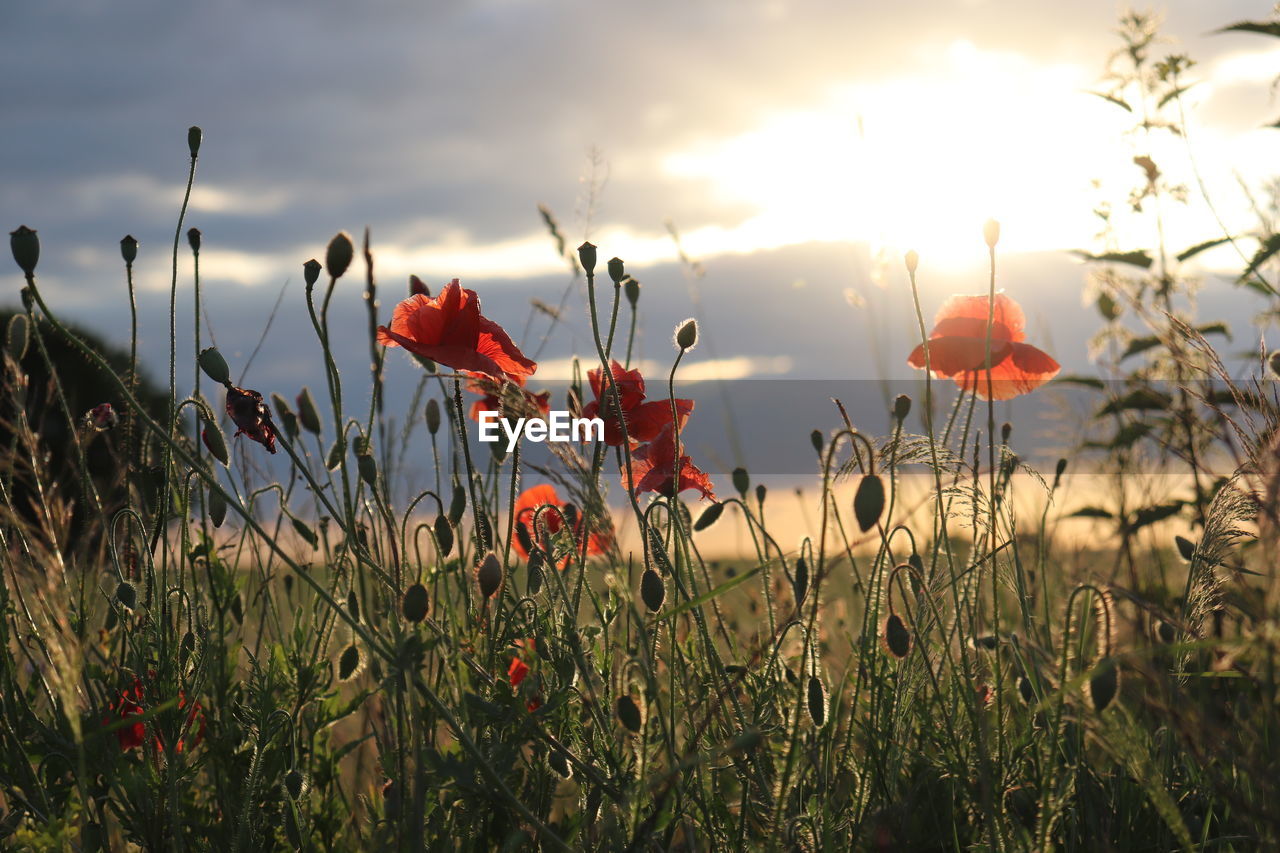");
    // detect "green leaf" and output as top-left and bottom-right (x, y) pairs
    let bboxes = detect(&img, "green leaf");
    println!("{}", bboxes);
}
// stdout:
(1087, 90), (1132, 112)
(1126, 501), (1185, 533)
(1157, 83), (1196, 109)
(1053, 375), (1106, 390)
(655, 562), (764, 623)
(1069, 507), (1114, 519)
(1239, 233), (1280, 283)
(1216, 20), (1280, 38)
(1120, 336), (1162, 361)
(1097, 388), (1172, 416)
(1176, 236), (1232, 262)
(1072, 249), (1153, 269)
(1084, 422), (1153, 451)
